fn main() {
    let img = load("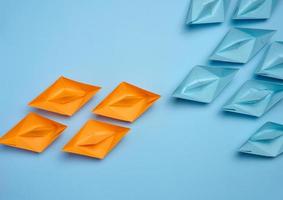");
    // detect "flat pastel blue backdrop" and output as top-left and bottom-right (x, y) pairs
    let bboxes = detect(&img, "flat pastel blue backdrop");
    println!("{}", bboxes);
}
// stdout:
(1, 1), (283, 200)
